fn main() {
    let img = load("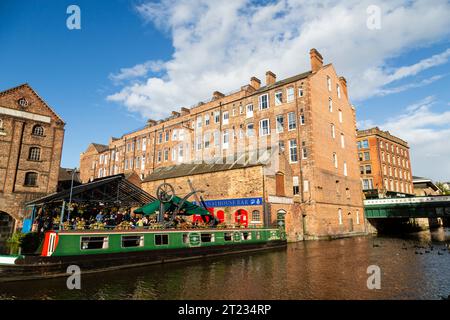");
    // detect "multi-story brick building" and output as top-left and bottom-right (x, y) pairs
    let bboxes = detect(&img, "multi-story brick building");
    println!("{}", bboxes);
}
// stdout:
(0, 84), (65, 246)
(80, 49), (365, 239)
(356, 127), (414, 198)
